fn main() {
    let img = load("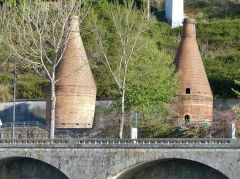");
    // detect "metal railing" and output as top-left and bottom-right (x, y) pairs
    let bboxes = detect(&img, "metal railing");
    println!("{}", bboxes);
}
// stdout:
(0, 122), (239, 148)
(0, 121), (76, 138)
(1, 121), (48, 131)
(0, 138), (239, 145)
